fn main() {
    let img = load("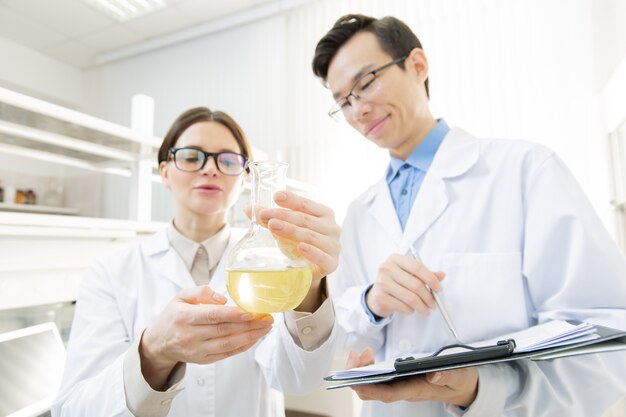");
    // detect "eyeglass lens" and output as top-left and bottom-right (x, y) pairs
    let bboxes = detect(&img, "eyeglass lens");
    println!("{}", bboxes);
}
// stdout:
(330, 74), (380, 120)
(173, 148), (246, 175)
